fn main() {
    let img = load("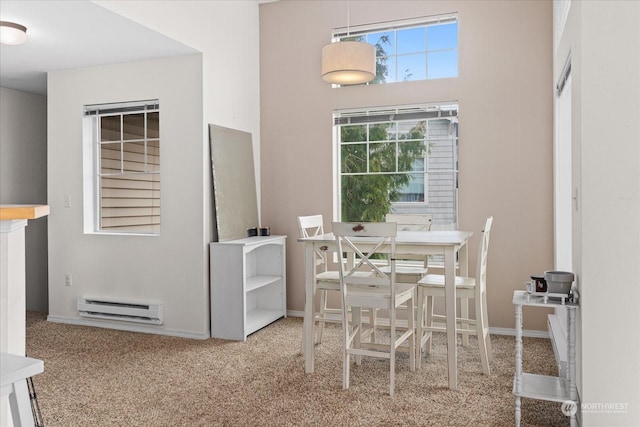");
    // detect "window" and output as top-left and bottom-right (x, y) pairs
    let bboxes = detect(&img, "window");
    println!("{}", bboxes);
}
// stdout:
(334, 14), (458, 84)
(84, 100), (160, 234)
(335, 103), (458, 228)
